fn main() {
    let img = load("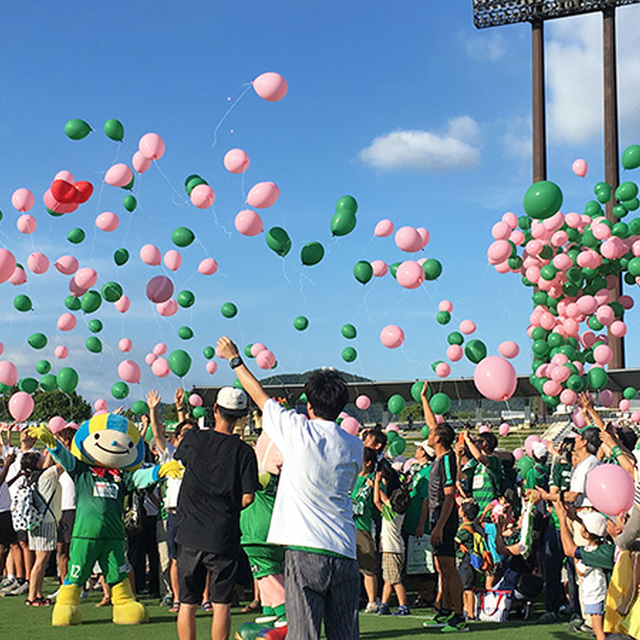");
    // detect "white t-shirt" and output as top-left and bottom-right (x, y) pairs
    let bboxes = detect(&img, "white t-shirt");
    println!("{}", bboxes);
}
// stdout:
(59, 471), (76, 511)
(159, 442), (181, 509)
(577, 546), (608, 605)
(570, 455), (599, 507)
(381, 512), (405, 554)
(262, 398), (363, 559)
